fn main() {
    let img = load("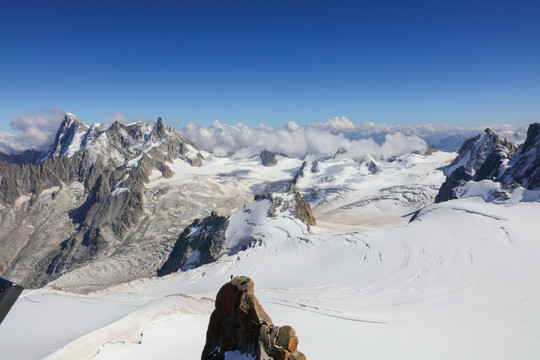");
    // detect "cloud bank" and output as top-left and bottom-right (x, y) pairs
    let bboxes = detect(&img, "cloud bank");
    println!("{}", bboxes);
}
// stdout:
(0, 109), (66, 153)
(183, 117), (528, 160)
(0, 111), (529, 160)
